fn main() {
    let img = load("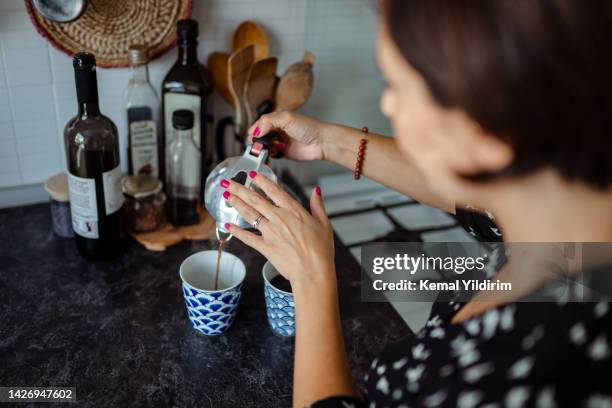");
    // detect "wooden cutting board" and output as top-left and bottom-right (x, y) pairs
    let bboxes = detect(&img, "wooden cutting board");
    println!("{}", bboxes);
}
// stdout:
(130, 206), (217, 251)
